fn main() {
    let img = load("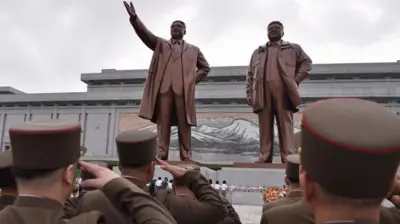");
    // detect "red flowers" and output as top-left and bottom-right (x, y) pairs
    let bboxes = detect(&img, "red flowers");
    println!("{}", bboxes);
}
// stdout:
(263, 185), (288, 202)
